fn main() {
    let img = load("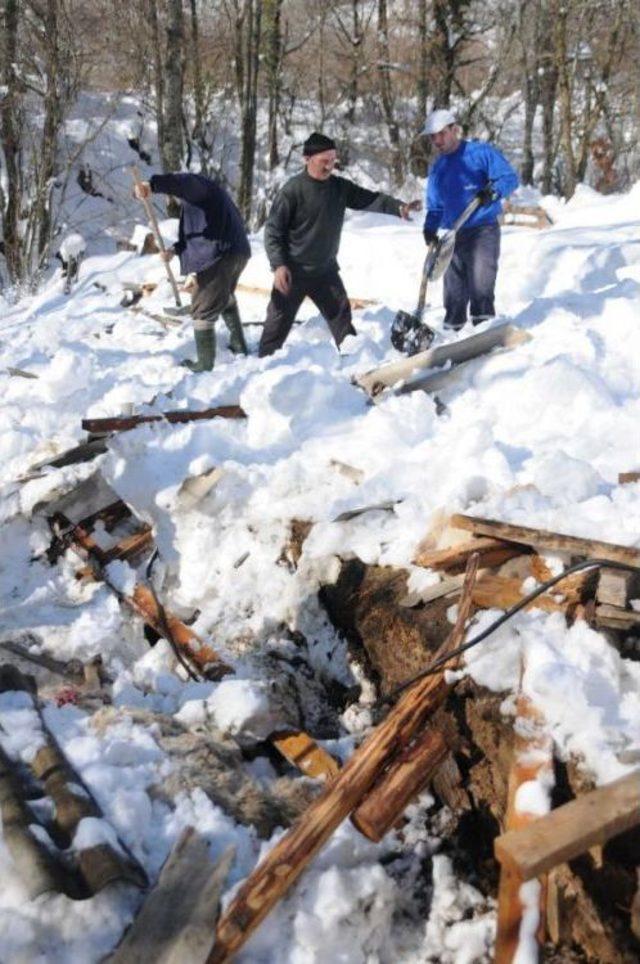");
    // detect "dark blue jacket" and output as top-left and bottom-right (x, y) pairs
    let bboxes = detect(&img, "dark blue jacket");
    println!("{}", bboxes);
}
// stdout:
(150, 172), (251, 275)
(424, 140), (519, 233)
